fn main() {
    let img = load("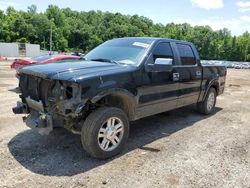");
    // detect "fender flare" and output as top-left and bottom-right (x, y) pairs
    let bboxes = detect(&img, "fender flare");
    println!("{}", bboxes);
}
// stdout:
(90, 88), (138, 120)
(202, 78), (219, 101)
(91, 88), (137, 103)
